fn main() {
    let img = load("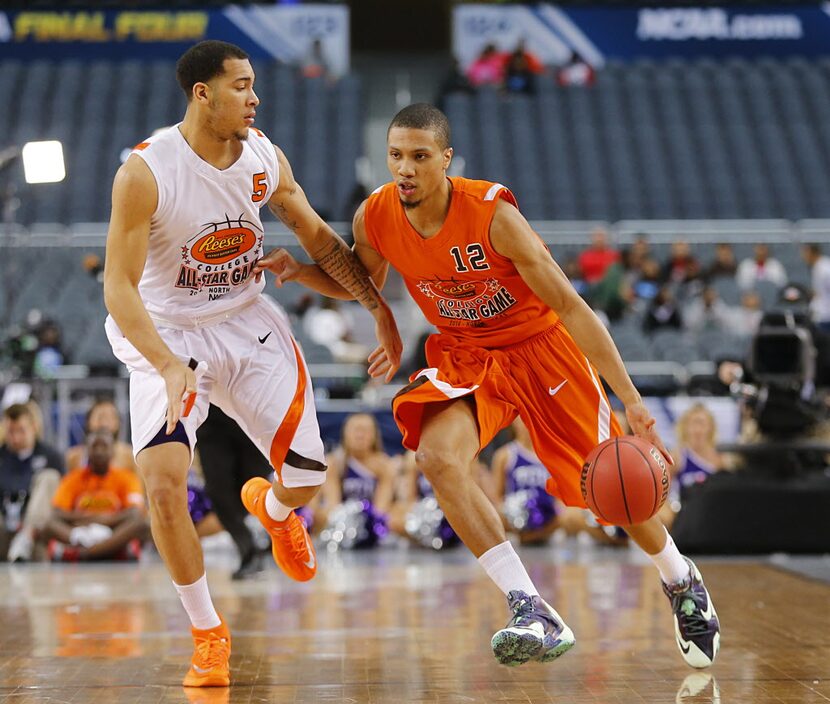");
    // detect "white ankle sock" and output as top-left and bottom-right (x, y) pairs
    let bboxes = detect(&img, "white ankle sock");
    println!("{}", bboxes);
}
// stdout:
(477, 541), (539, 597)
(265, 488), (292, 522)
(173, 573), (221, 630)
(649, 529), (691, 585)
